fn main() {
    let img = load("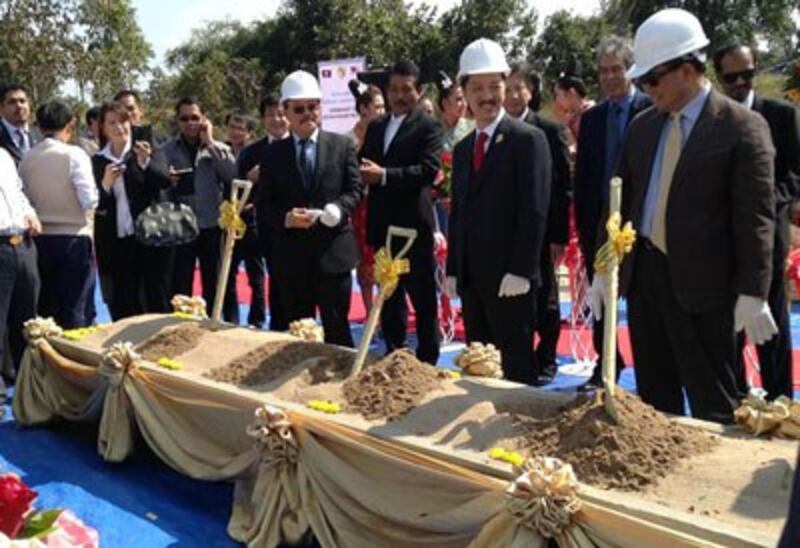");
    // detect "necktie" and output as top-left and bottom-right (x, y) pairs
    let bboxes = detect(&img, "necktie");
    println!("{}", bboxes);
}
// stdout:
(15, 129), (27, 153)
(650, 113), (683, 253)
(472, 131), (488, 172)
(298, 139), (314, 192)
